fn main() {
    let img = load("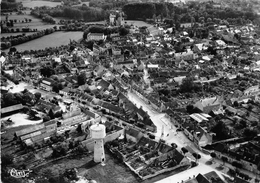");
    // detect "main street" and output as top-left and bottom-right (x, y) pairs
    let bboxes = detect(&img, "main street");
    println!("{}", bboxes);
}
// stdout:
(127, 91), (232, 183)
